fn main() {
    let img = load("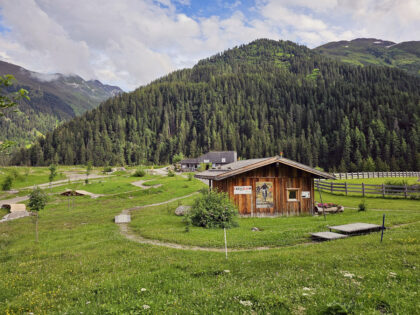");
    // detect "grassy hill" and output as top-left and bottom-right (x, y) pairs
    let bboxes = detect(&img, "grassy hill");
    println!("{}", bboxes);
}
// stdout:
(0, 168), (419, 313)
(315, 38), (420, 77)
